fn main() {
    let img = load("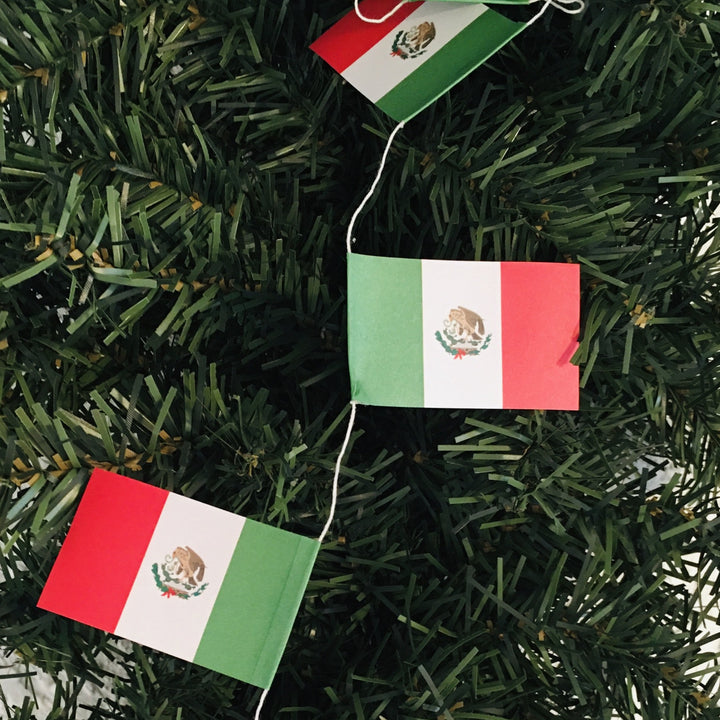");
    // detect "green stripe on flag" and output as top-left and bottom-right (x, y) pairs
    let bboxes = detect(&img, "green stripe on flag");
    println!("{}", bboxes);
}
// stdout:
(376, 8), (525, 122)
(194, 519), (319, 688)
(348, 253), (424, 407)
